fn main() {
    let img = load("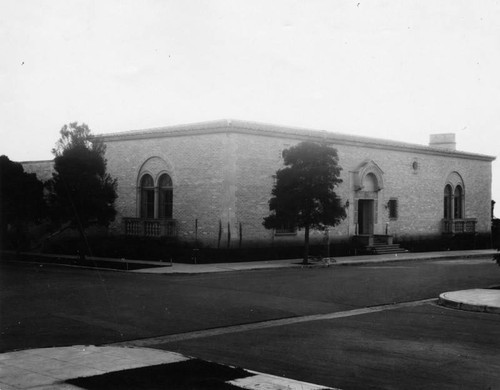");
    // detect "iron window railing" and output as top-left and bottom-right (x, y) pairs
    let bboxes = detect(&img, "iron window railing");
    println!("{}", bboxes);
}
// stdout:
(442, 218), (477, 234)
(124, 218), (177, 238)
